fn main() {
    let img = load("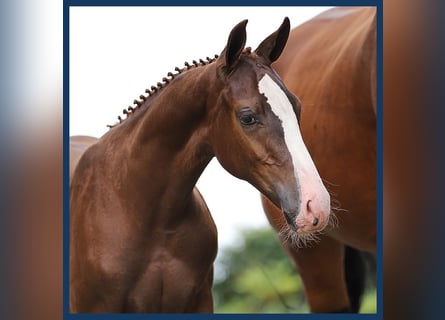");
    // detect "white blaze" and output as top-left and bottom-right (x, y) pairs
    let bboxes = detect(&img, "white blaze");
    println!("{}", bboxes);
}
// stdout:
(258, 74), (325, 200)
